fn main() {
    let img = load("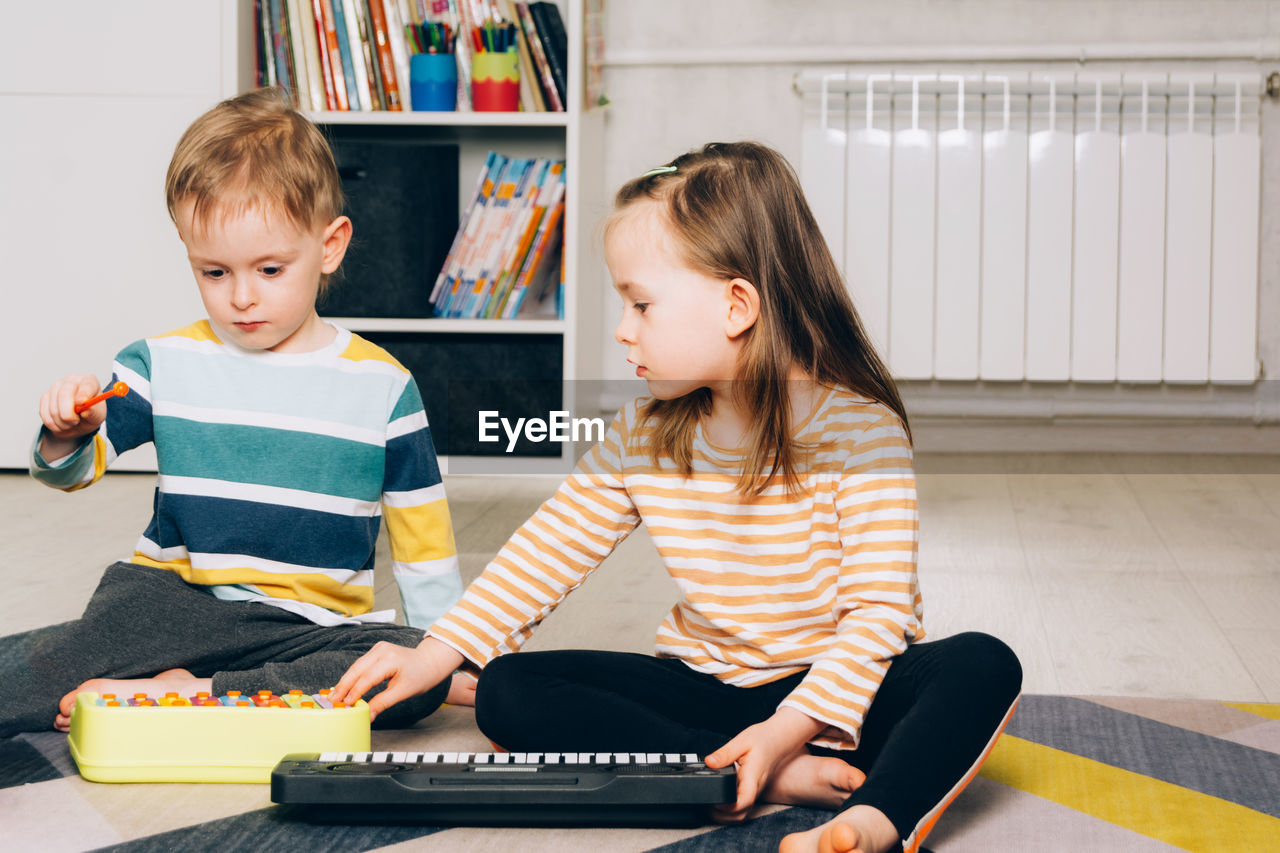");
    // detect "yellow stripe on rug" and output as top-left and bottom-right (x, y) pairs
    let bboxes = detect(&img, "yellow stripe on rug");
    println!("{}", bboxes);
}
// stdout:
(980, 734), (1280, 852)
(1221, 702), (1280, 721)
